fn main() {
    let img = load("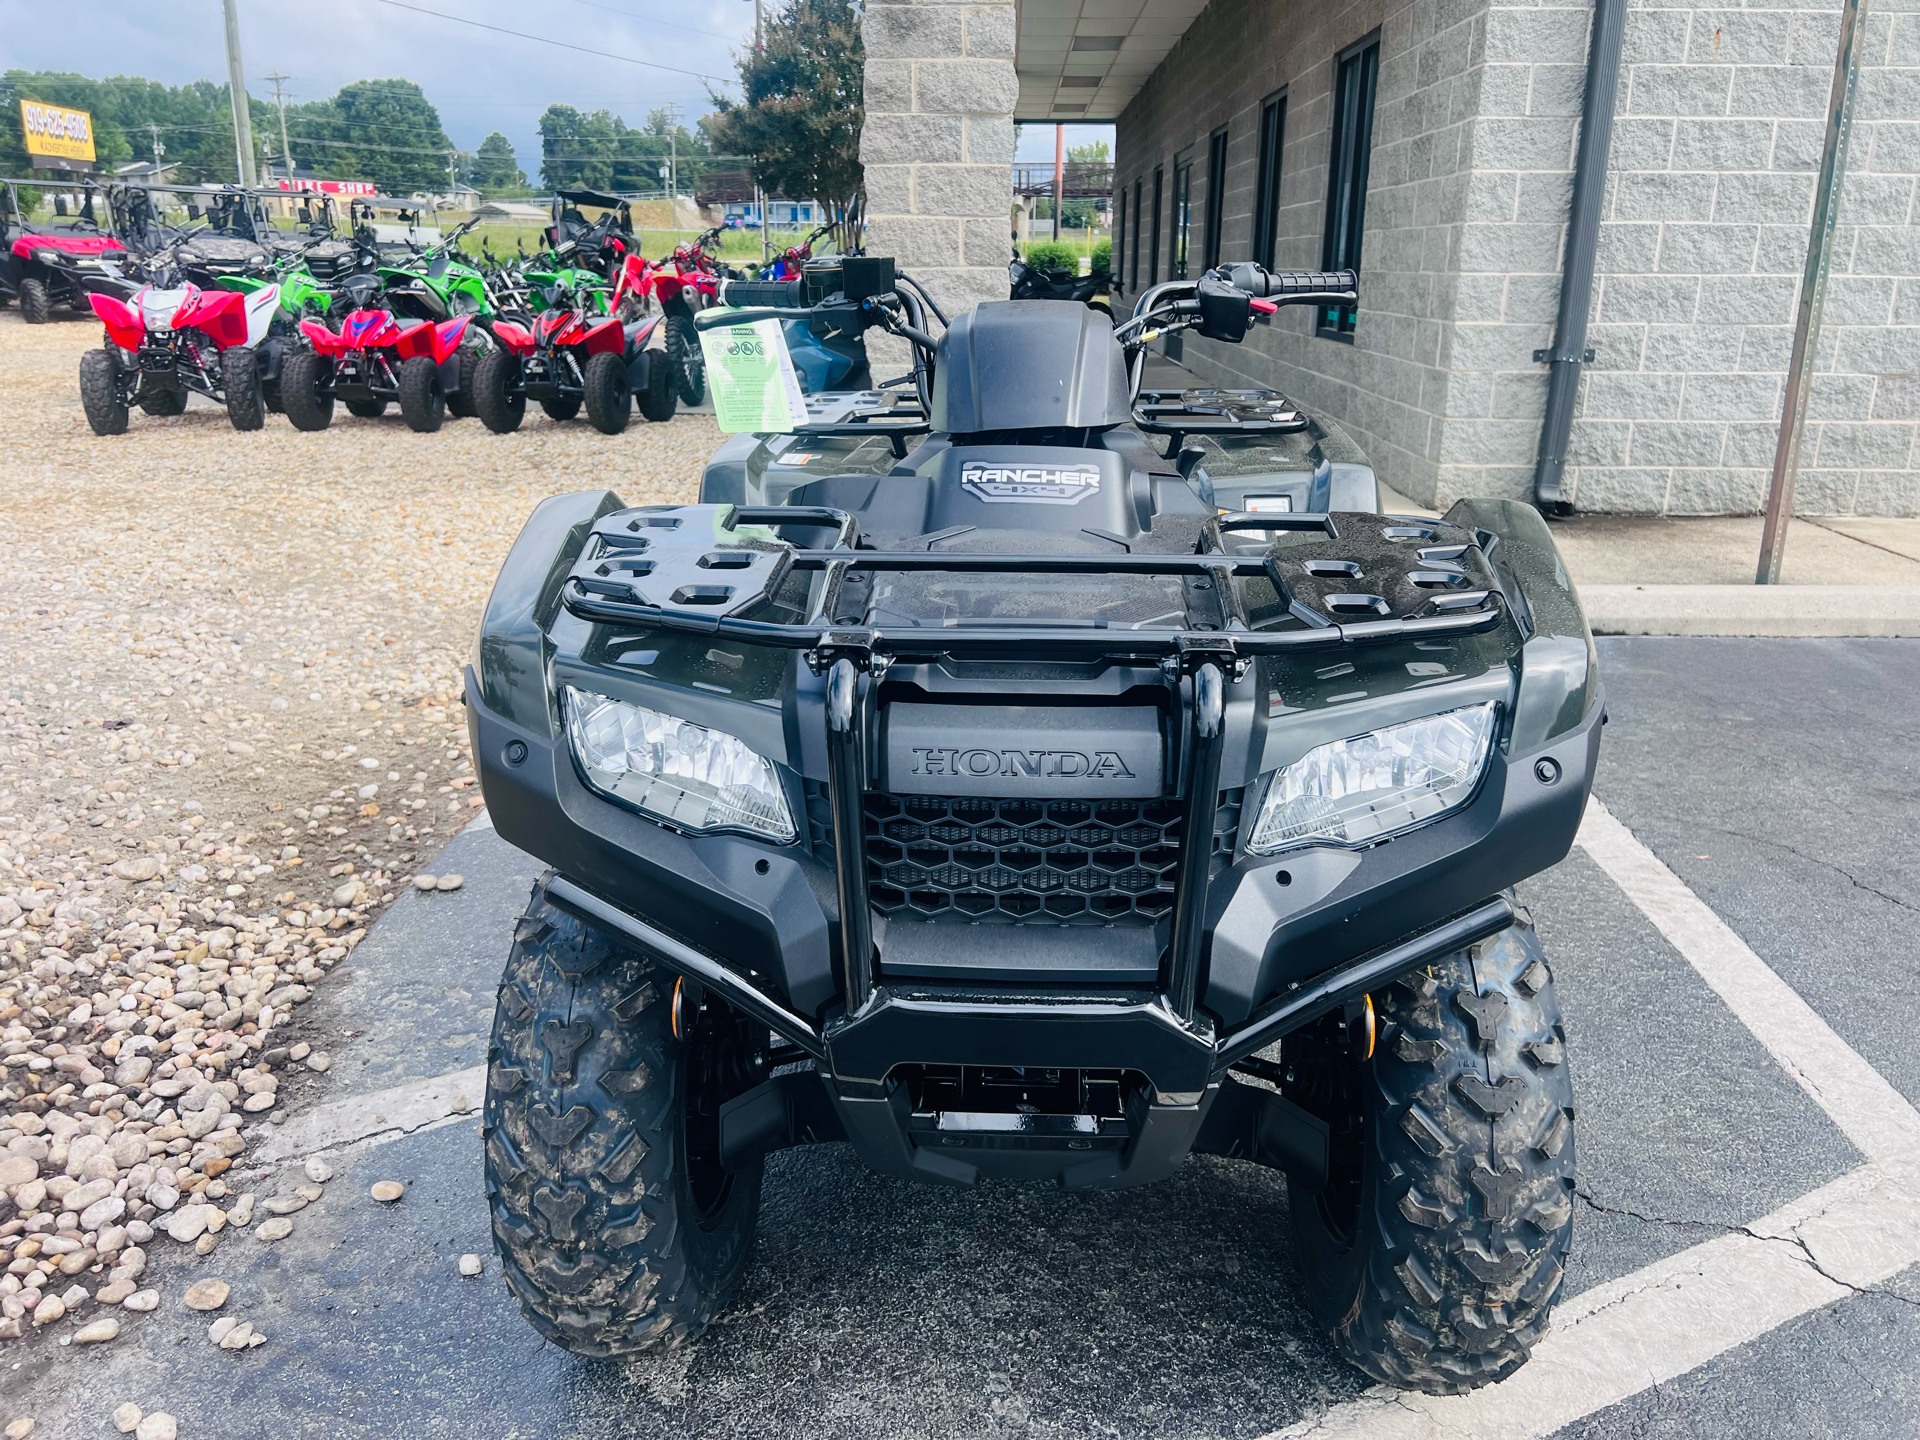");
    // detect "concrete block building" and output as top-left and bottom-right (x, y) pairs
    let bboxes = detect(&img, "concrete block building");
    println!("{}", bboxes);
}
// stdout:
(1010, 0), (1920, 514)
